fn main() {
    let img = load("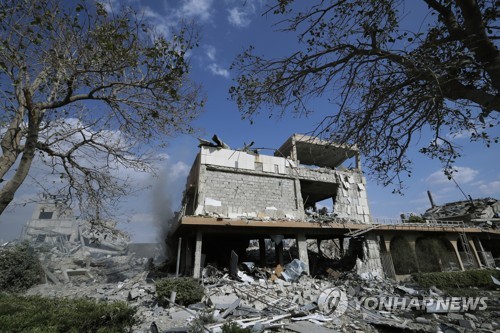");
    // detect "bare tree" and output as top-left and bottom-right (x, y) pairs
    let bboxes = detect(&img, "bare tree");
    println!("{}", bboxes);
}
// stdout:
(230, 0), (499, 191)
(0, 0), (204, 221)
